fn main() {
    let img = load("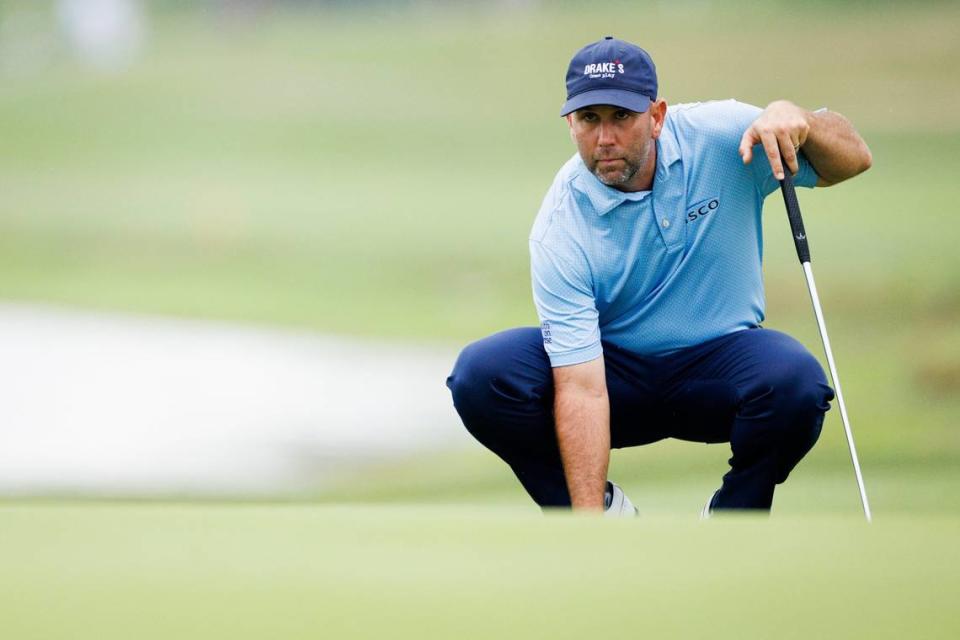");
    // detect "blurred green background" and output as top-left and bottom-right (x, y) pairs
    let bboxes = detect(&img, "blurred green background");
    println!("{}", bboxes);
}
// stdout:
(1, 1), (958, 637)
